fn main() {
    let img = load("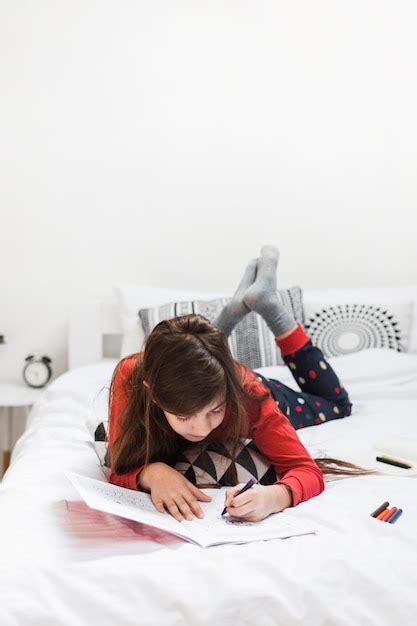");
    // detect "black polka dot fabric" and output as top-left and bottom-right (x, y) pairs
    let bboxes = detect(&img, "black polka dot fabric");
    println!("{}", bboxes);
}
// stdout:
(256, 339), (352, 430)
